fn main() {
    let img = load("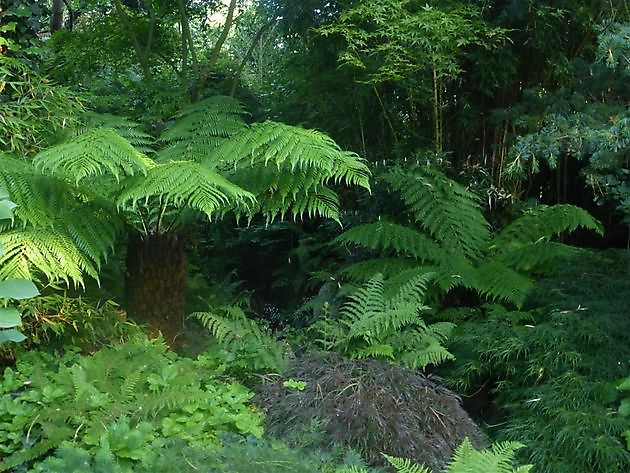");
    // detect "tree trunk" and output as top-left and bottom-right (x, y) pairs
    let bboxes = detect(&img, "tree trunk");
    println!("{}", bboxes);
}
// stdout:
(125, 233), (186, 348)
(50, 0), (64, 33)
